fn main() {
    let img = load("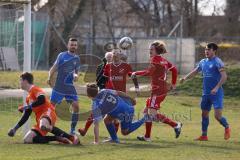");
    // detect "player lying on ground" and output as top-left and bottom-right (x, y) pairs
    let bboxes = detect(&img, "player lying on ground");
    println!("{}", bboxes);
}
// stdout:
(78, 49), (139, 136)
(180, 42), (230, 141)
(131, 40), (182, 142)
(86, 83), (147, 144)
(8, 72), (79, 144)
